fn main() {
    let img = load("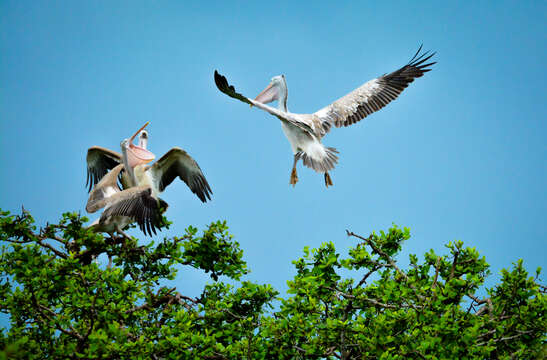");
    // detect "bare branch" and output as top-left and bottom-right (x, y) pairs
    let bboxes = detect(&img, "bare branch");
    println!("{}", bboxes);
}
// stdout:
(37, 240), (67, 259)
(431, 256), (441, 289)
(293, 345), (340, 359)
(346, 231), (426, 302)
(323, 285), (401, 310)
(36, 303), (84, 340)
(449, 251), (459, 280)
(476, 330), (534, 346)
(125, 288), (197, 314)
(356, 265), (381, 288)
